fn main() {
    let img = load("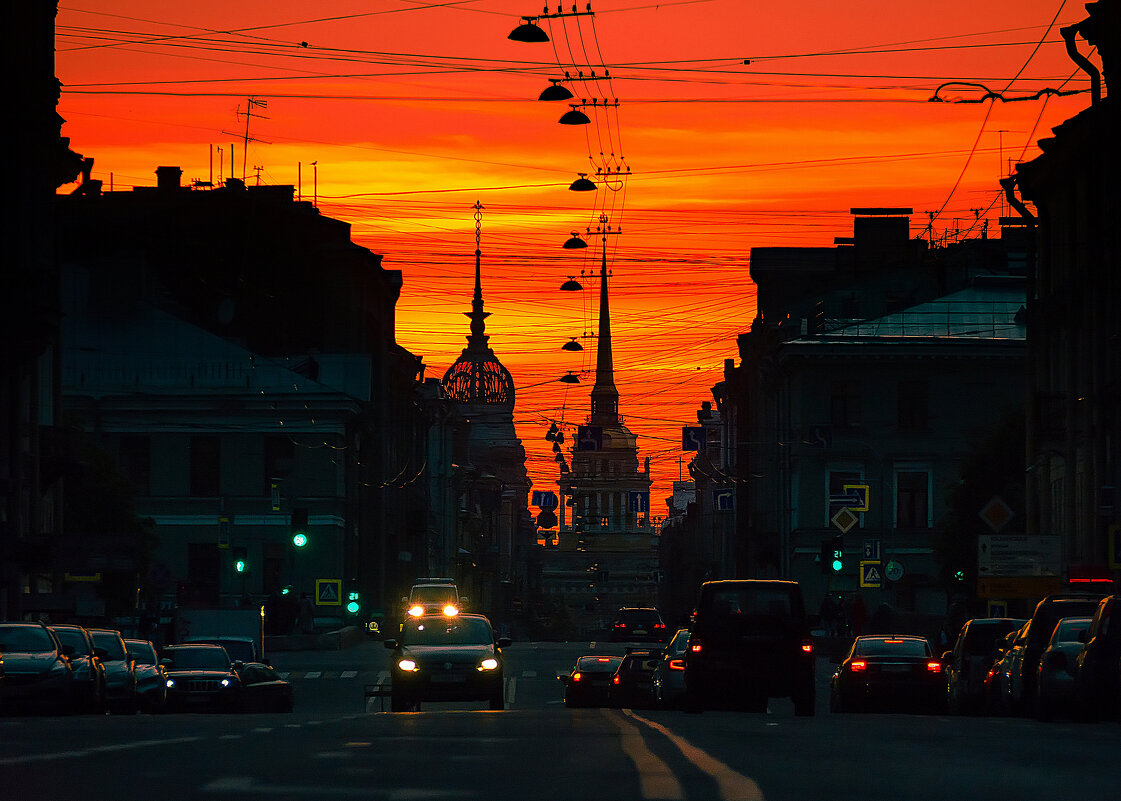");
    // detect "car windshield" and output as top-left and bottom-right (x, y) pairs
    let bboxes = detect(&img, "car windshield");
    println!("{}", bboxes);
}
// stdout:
(667, 629), (690, 654)
(962, 620), (1025, 654)
(411, 586), (458, 603)
(1052, 617), (1092, 644)
(189, 639), (253, 662)
(125, 641), (158, 665)
(705, 587), (797, 634)
(854, 638), (931, 657)
(0, 625), (55, 652)
(617, 610), (661, 623)
(1032, 600), (1103, 644)
(401, 617), (492, 646)
(90, 631), (127, 660)
(576, 656), (621, 672)
(52, 628), (92, 654)
(622, 655), (659, 673)
(165, 647), (231, 670)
